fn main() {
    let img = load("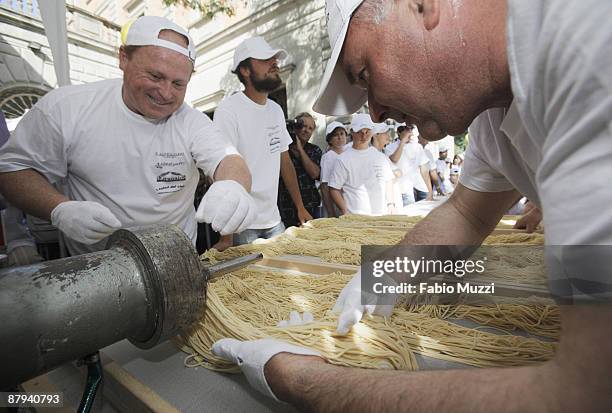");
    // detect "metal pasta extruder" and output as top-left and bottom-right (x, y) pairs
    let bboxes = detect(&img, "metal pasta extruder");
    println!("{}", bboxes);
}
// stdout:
(0, 224), (262, 412)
